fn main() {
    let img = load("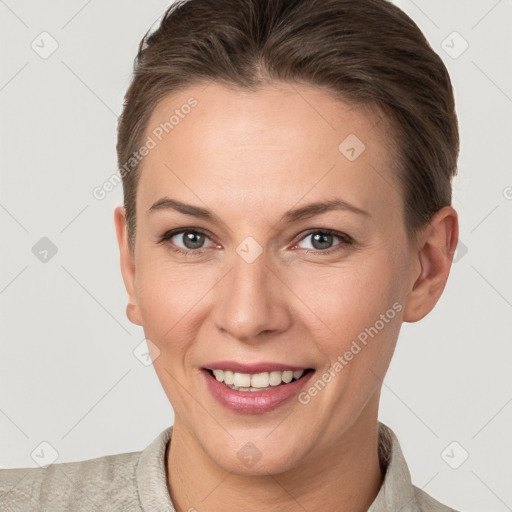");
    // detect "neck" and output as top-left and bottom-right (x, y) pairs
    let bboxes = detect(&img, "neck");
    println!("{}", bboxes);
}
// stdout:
(167, 404), (383, 512)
